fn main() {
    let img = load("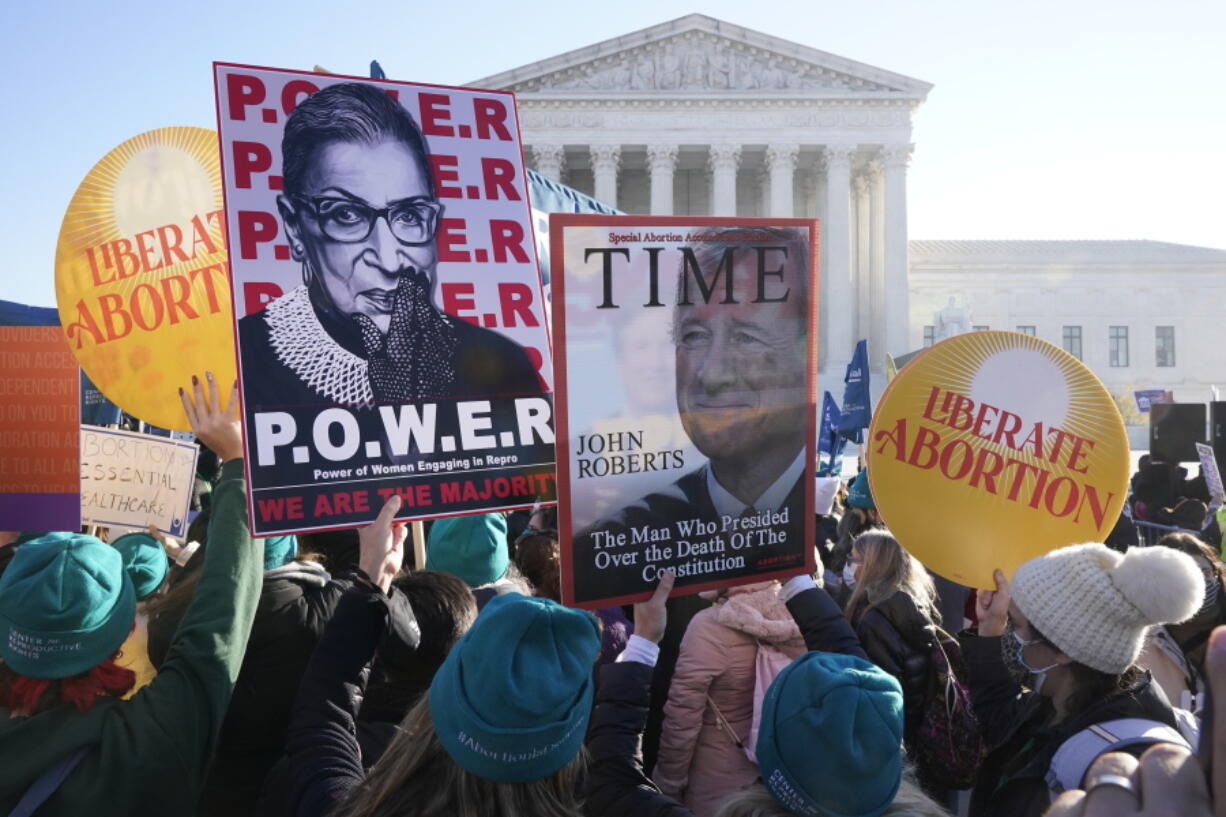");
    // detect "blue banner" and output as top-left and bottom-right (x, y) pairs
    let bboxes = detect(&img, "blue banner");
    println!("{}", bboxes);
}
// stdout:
(527, 169), (622, 287)
(819, 391), (846, 476)
(838, 339), (871, 444)
(81, 372), (123, 426)
(819, 391), (842, 455)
